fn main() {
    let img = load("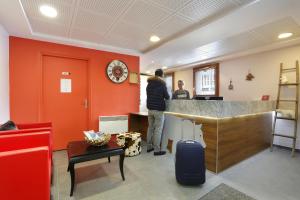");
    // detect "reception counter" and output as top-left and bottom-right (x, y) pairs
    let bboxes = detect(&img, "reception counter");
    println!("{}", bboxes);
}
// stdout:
(164, 100), (274, 173)
(130, 100), (275, 173)
(166, 100), (274, 118)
